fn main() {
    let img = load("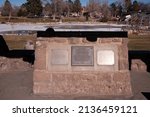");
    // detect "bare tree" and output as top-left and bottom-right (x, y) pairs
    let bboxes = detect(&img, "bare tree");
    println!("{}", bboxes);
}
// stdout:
(73, 0), (82, 14)
(123, 0), (132, 13)
(86, 0), (111, 21)
(43, 3), (51, 16)
(1, 0), (12, 22)
(100, 0), (111, 21)
(12, 6), (20, 16)
(43, 0), (65, 20)
(86, 0), (101, 12)
(66, 0), (74, 16)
